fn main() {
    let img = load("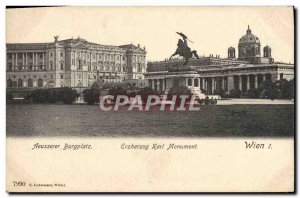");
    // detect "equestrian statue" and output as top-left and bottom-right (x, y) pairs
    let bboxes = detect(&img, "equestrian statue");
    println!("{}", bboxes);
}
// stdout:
(169, 32), (200, 65)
